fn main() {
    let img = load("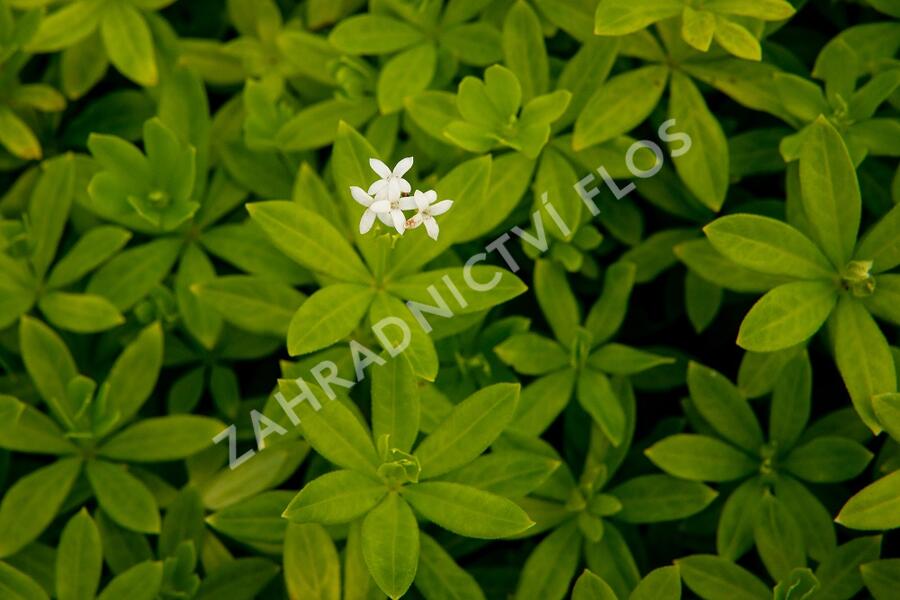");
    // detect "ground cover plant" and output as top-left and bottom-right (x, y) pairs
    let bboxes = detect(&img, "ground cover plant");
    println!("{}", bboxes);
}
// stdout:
(0, 0), (899, 598)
